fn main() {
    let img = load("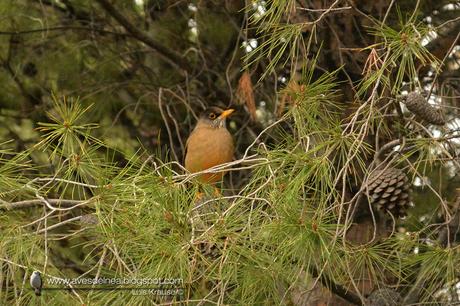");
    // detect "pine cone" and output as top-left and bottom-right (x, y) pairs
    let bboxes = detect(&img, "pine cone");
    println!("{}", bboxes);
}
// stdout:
(368, 288), (402, 306)
(404, 92), (446, 126)
(366, 167), (411, 218)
